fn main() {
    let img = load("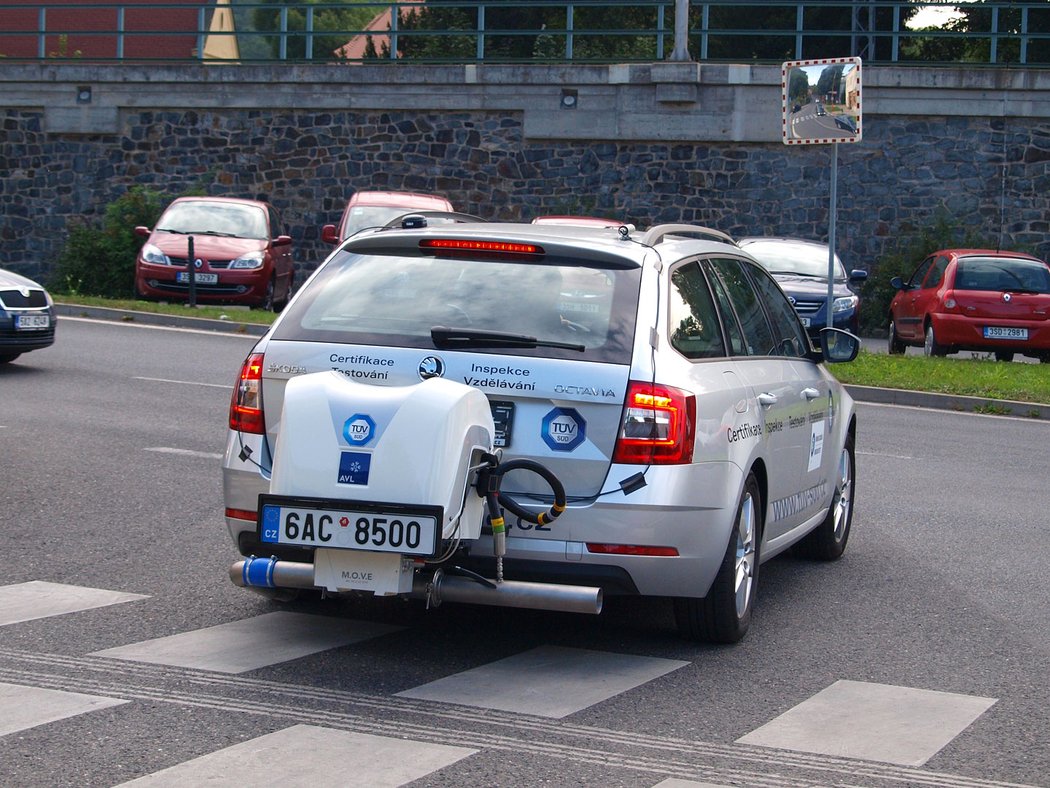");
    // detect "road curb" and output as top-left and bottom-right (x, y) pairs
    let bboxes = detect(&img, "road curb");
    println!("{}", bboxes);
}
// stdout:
(55, 303), (1047, 419)
(845, 384), (1049, 419)
(55, 303), (269, 336)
